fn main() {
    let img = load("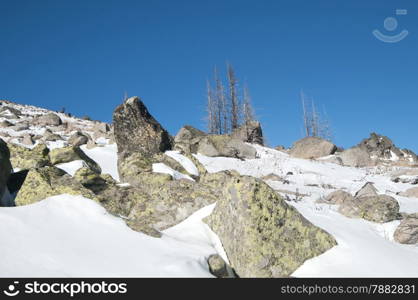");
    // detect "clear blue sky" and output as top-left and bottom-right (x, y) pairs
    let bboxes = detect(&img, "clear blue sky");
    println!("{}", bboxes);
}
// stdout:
(1, 0), (417, 151)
